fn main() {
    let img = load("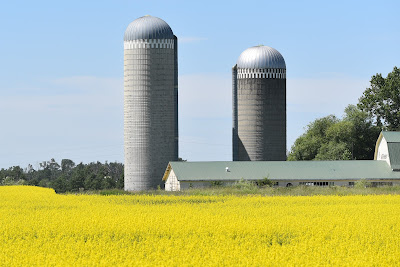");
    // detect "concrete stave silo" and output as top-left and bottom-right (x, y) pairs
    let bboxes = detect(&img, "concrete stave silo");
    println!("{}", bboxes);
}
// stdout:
(124, 15), (178, 190)
(233, 45), (286, 161)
